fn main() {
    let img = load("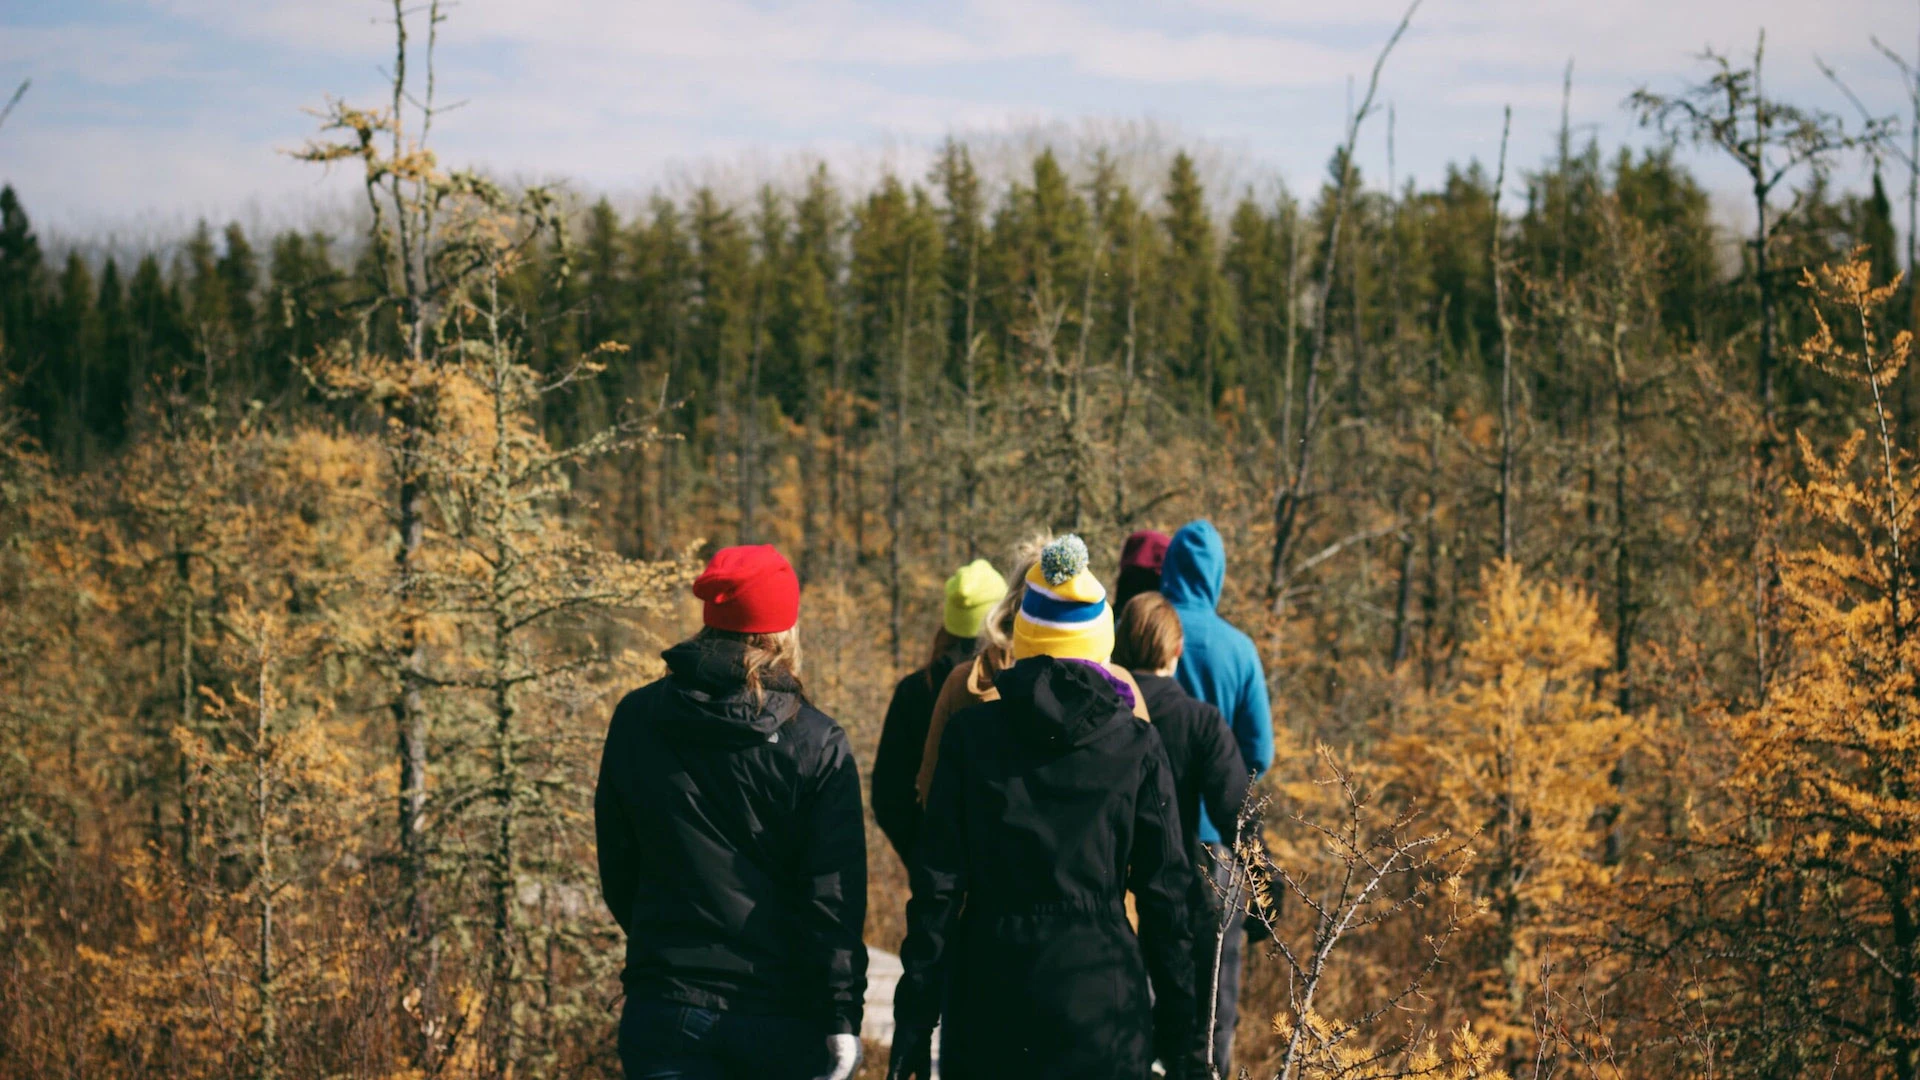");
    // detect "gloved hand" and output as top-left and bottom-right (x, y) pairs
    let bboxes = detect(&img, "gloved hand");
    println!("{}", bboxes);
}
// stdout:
(1244, 909), (1274, 945)
(814, 1032), (862, 1080)
(885, 1024), (934, 1080)
(1153, 1027), (1204, 1080)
